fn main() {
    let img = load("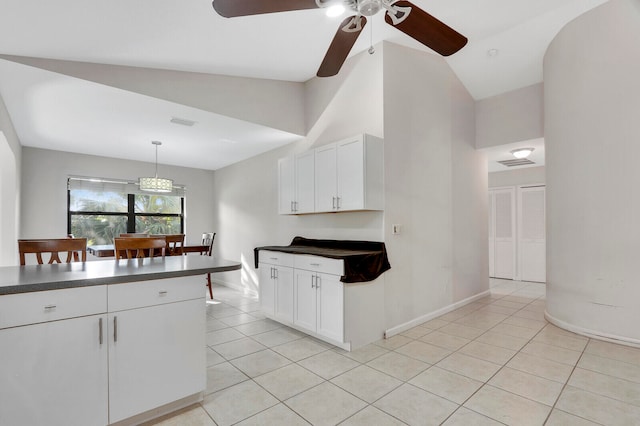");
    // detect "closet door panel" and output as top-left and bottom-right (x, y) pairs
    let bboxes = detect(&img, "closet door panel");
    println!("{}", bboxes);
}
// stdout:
(519, 186), (546, 283)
